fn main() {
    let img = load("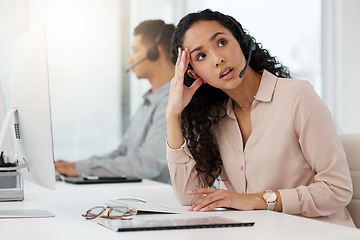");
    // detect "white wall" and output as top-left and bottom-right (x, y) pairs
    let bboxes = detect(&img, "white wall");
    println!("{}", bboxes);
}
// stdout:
(322, 0), (360, 133)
